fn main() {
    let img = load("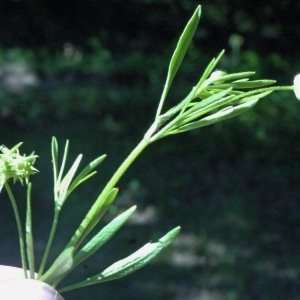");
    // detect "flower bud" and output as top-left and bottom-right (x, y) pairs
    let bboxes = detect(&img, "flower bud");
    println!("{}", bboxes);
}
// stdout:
(195, 70), (228, 99)
(209, 70), (227, 84)
(293, 74), (300, 100)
